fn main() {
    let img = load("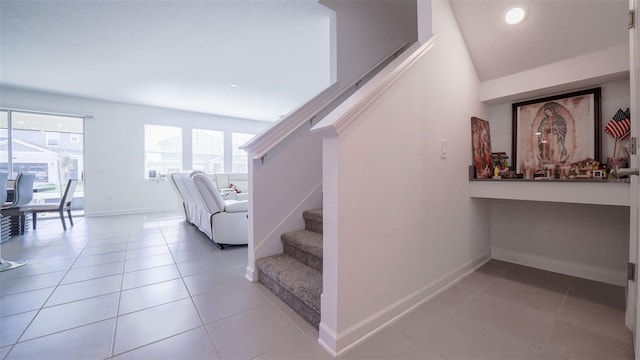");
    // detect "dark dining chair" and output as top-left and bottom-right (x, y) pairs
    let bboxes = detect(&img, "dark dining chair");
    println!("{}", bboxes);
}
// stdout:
(1, 172), (35, 235)
(26, 179), (78, 231)
(4, 179), (15, 206)
(0, 172), (8, 238)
